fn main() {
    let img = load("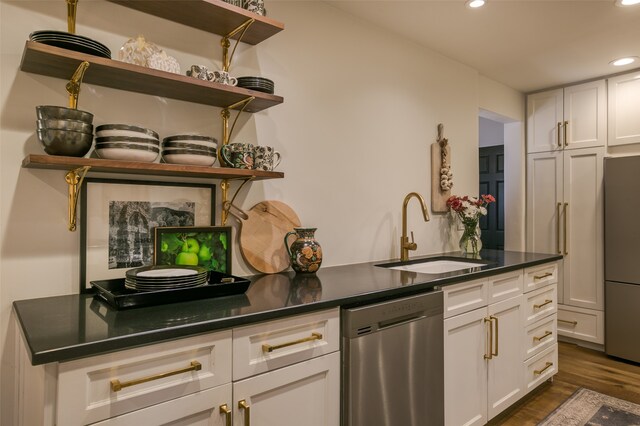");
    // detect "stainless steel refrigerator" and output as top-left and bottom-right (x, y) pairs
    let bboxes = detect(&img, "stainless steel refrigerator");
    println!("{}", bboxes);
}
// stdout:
(604, 156), (640, 363)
